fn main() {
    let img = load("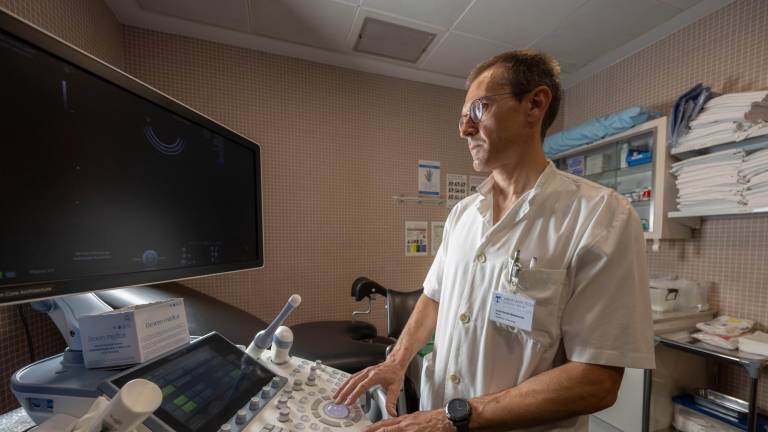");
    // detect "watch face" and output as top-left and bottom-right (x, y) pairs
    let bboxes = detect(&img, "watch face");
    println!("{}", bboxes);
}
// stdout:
(447, 398), (471, 420)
